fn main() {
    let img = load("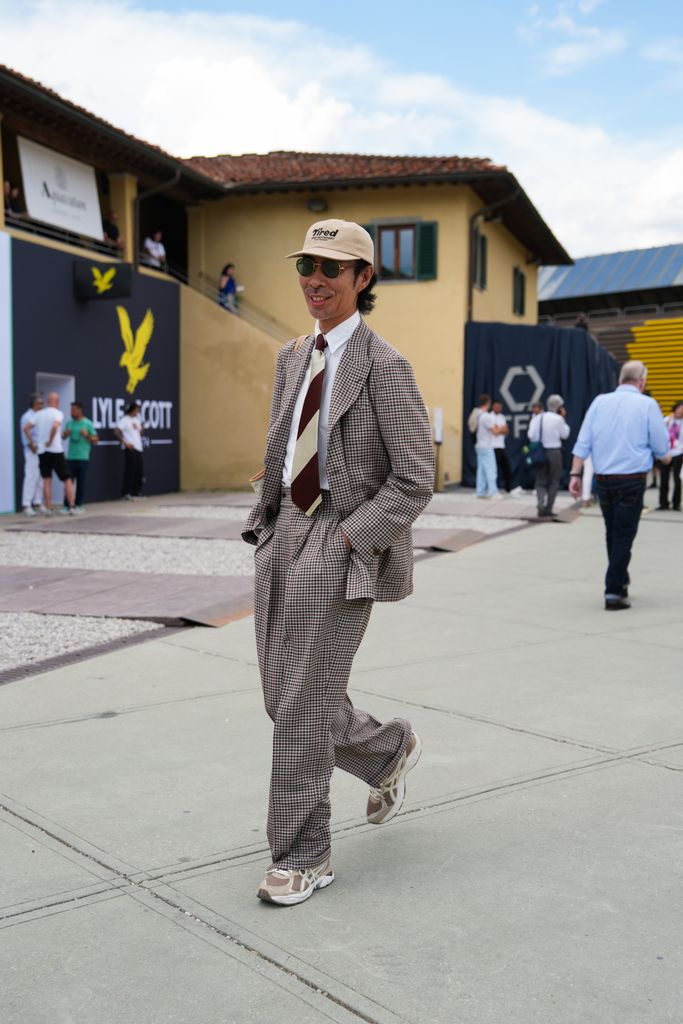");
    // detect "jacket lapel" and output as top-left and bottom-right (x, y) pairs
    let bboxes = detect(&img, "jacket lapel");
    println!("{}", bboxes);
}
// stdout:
(328, 320), (372, 432)
(270, 335), (315, 452)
